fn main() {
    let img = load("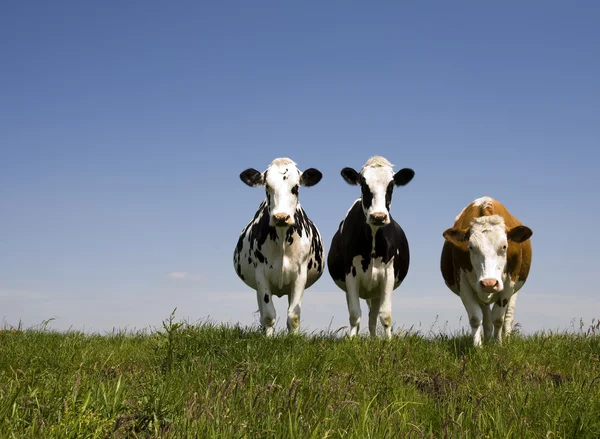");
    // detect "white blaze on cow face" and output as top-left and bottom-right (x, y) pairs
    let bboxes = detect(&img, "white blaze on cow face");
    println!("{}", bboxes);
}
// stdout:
(239, 158), (322, 228)
(341, 156), (414, 228)
(467, 216), (509, 301)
